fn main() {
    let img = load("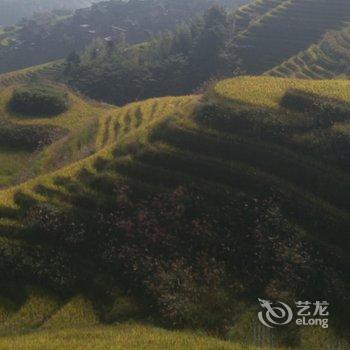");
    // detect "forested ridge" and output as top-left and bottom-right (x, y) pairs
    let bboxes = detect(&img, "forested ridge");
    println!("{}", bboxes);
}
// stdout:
(0, 0), (248, 74)
(65, 6), (239, 105)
